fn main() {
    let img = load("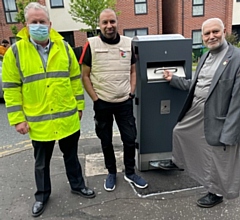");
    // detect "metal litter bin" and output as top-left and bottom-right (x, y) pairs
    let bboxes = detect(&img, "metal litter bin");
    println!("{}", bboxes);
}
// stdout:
(132, 34), (192, 171)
